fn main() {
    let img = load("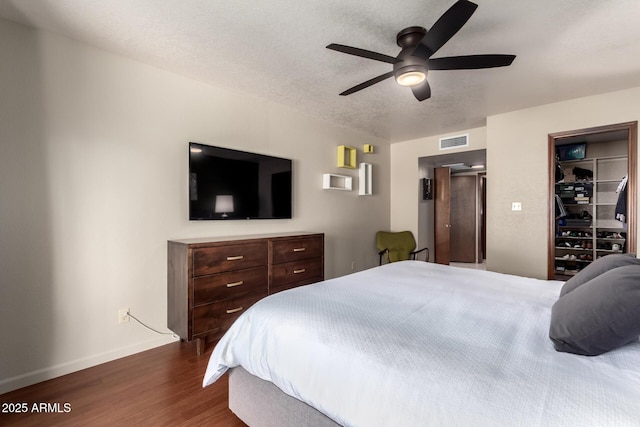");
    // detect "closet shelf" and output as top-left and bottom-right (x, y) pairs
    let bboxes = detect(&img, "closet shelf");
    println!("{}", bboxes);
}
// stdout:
(554, 145), (628, 280)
